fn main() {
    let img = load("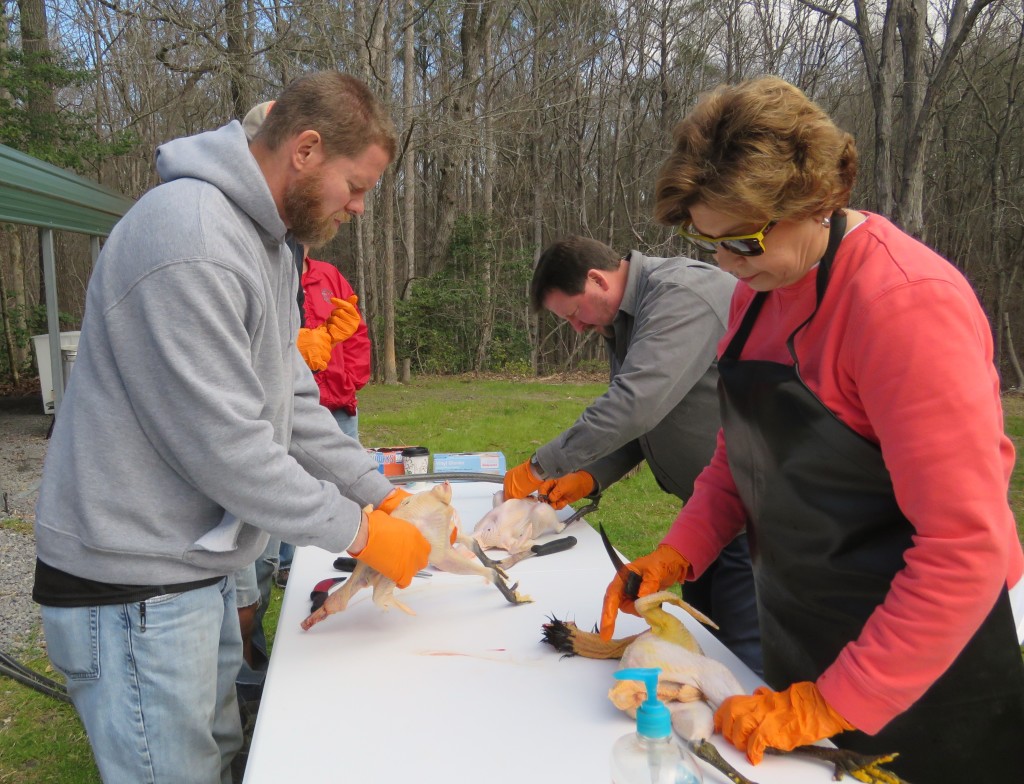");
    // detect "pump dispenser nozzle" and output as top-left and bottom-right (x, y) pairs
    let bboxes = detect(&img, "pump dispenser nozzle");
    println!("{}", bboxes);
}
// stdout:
(614, 667), (672, 739)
